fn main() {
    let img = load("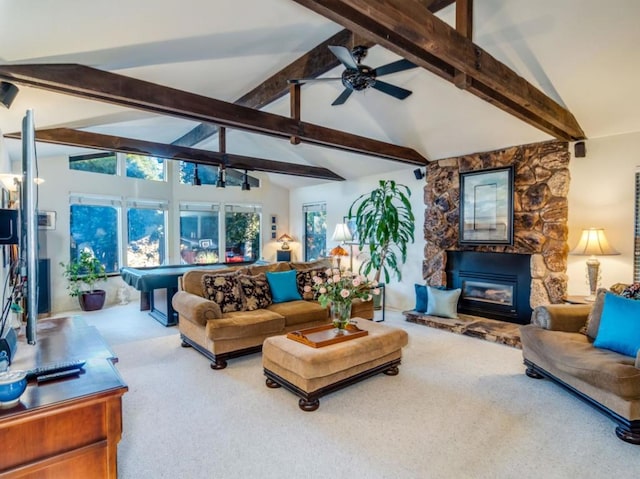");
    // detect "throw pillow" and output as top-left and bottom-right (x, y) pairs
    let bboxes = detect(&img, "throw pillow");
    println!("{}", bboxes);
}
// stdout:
(414, 284), (428, 313)
(201, 273), (244, 313)
(621, 283), (640, 300)
(236, 273), (272, 311)
(426, 286), (461, 319)
(593, 292), (640, 357)
(583, 288), (608, 339)
(296, 268), (328, 300)
(266, 270), (303, 303)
